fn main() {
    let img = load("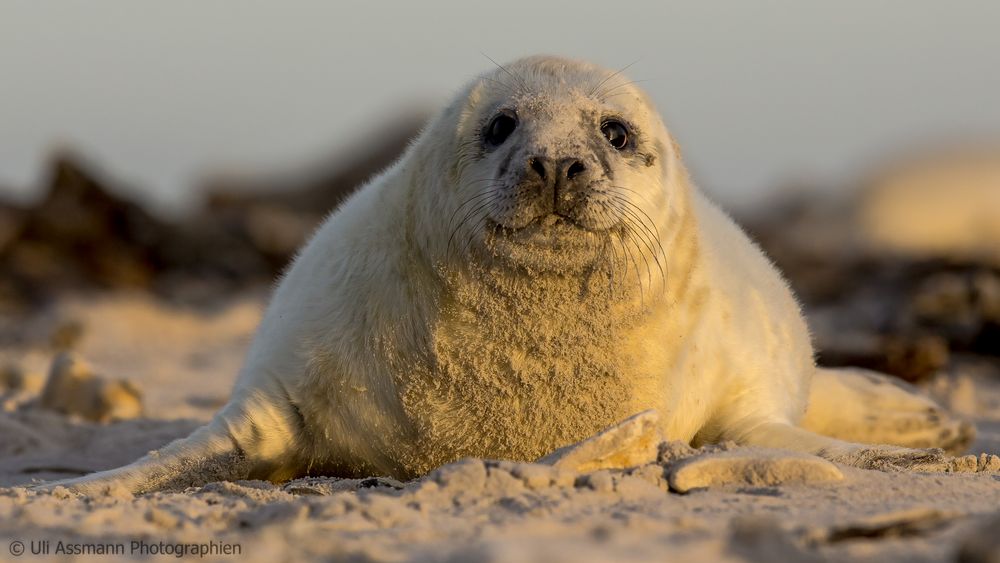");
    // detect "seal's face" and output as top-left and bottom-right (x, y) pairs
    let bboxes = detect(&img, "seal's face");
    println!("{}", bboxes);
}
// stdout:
(449, 57), (673, 275)
(476, 102), (648, 232)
